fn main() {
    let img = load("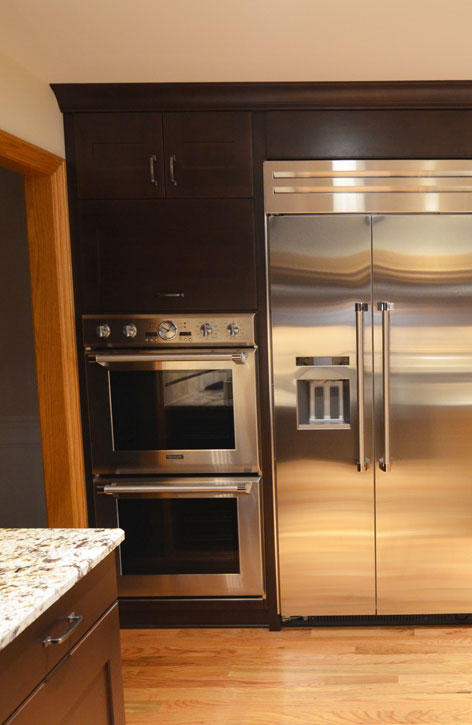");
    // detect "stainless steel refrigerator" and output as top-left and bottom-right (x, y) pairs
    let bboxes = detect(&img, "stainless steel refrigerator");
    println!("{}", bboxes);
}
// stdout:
(265, 160), (472, 618)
